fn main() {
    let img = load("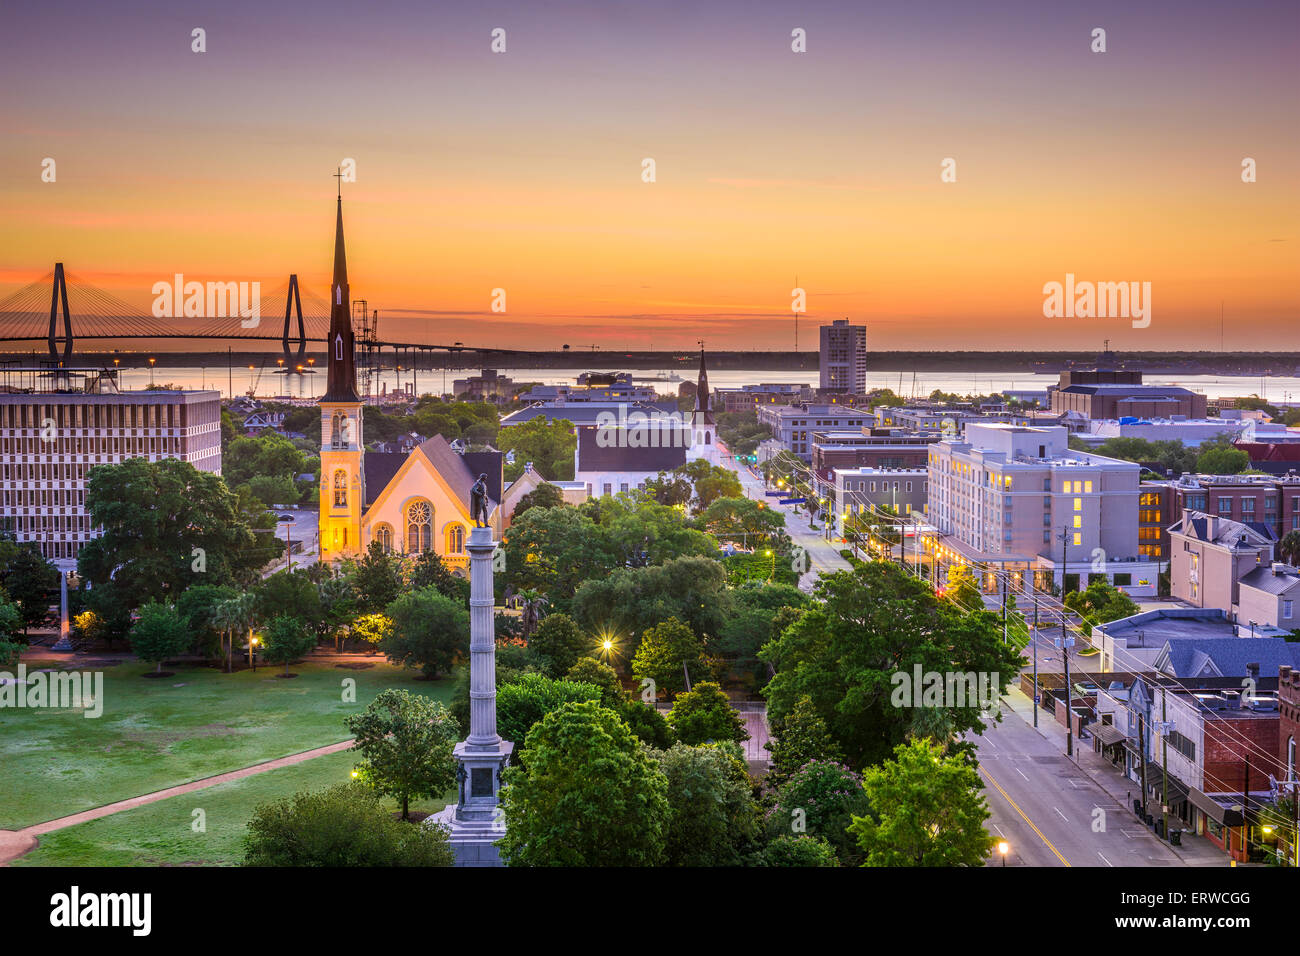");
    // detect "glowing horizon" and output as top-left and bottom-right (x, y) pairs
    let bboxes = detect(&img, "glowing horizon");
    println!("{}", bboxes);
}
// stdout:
(2, 0), (1296, 352)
